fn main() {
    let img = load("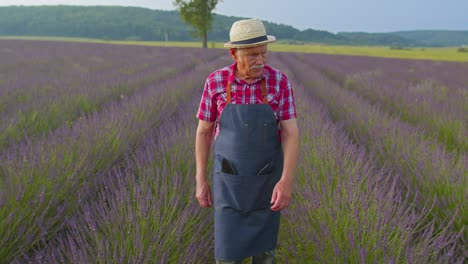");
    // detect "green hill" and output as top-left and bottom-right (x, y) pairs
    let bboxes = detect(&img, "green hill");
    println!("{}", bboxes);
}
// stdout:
(392, 30), (468, 47)
(0, 5), (466, 47)
(337, 32), (419, 46)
